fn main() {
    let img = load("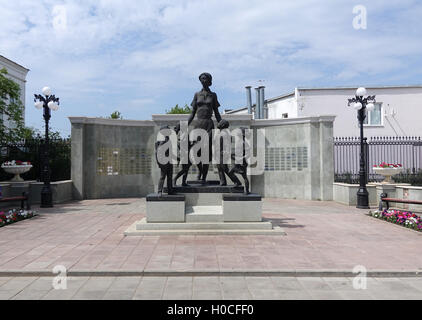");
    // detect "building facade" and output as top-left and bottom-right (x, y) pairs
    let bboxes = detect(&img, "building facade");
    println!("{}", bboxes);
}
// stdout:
(0, 55), (29, 128)
(227, 86), (422, 137)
